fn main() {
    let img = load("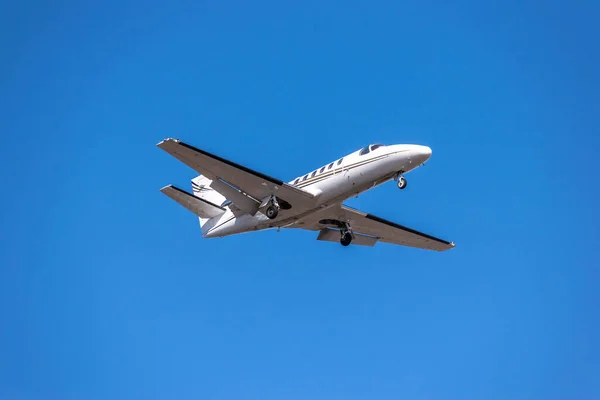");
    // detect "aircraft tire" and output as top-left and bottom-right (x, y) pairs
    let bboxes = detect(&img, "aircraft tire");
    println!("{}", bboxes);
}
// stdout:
(340, 232), (352, 246)
(397, 176), (407, 190)
(266, 205), (279, 219)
